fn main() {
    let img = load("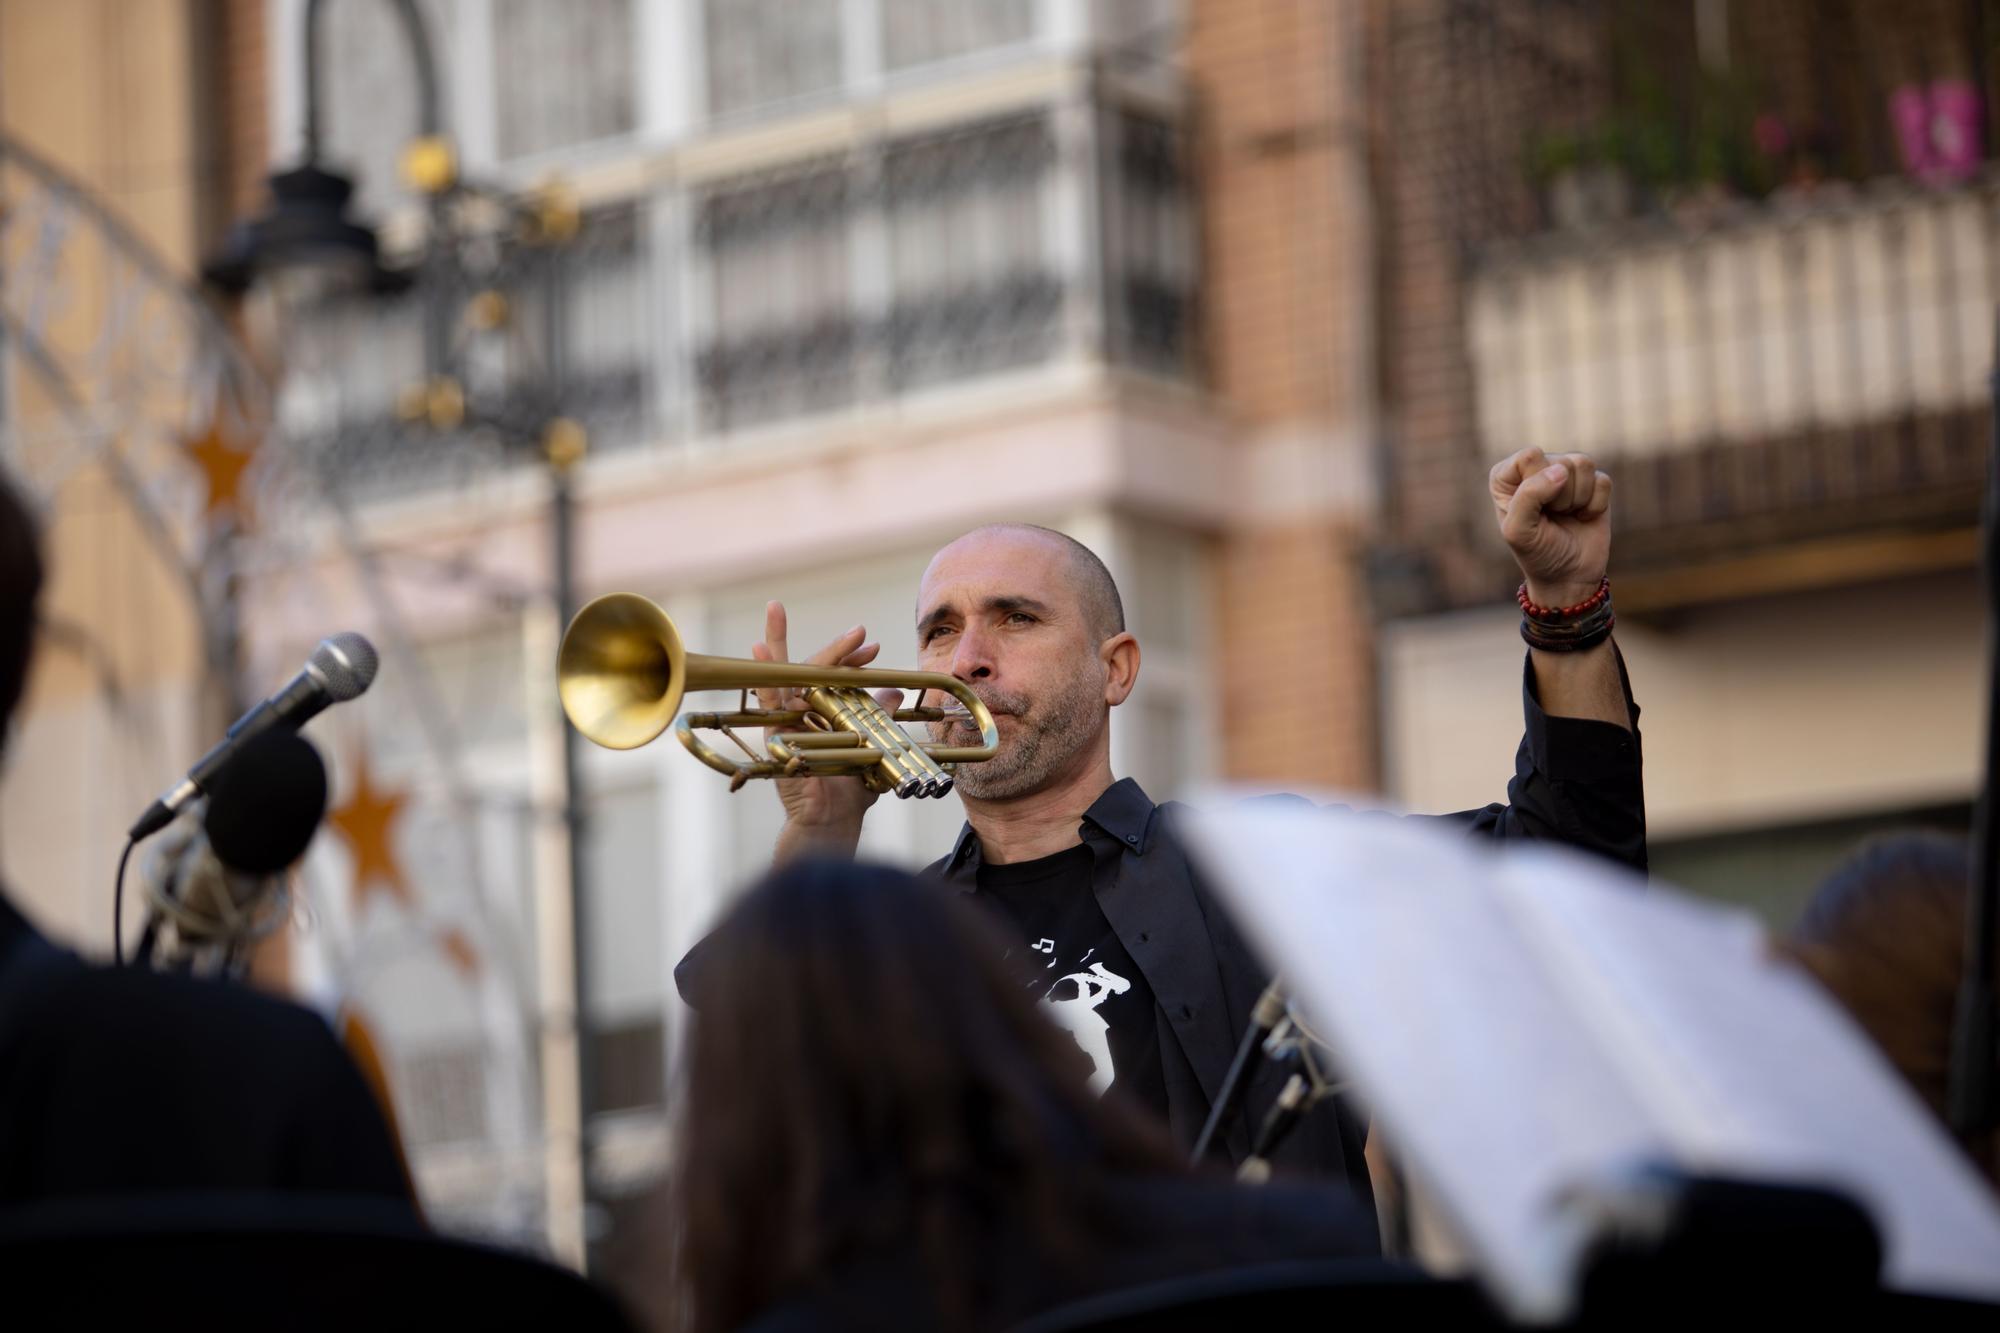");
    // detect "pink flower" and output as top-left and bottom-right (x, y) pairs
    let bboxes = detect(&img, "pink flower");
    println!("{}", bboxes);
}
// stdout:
(1753, 113), (1790, 158)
